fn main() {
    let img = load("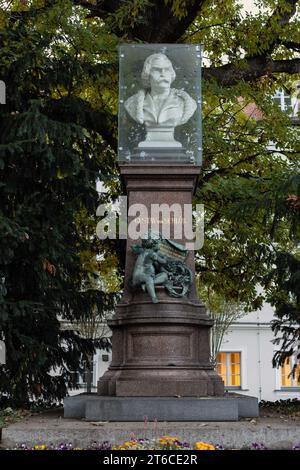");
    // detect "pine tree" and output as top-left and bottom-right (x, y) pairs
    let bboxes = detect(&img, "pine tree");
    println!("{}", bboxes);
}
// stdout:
(267, 174), (300, 372)
(0, 4), (118, 406)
